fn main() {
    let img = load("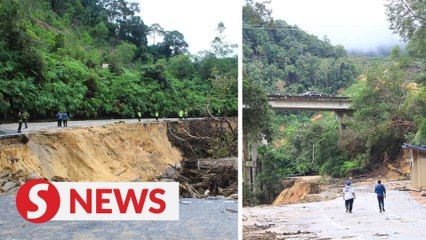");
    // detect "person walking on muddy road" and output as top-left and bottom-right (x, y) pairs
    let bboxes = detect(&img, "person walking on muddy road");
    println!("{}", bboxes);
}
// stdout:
(343, 182), (356, 213)
(22, 110), (30, 129)
(56, 112), (62, 127)
(375, 180), (386, 213)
